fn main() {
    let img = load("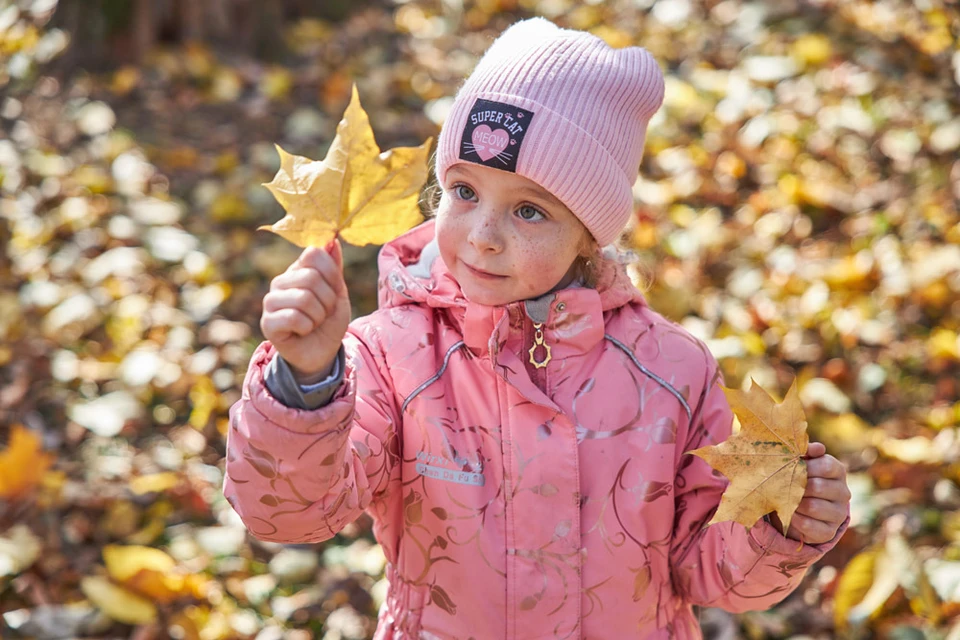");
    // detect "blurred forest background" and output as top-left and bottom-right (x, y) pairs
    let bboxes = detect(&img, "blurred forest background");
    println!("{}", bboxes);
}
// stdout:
(0, 0), (958, 638)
